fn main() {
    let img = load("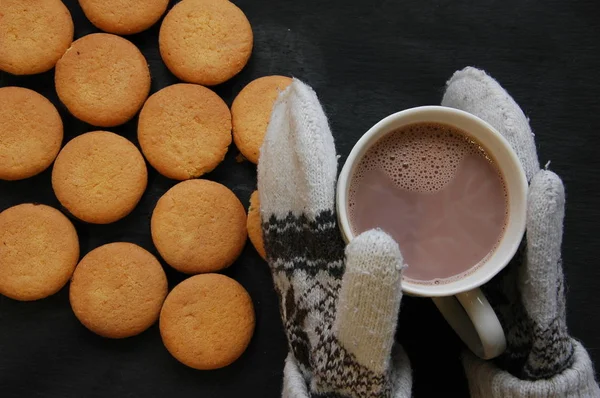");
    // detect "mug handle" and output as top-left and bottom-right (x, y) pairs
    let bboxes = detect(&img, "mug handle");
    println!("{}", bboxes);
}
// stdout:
(431, 288), (506, 359)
